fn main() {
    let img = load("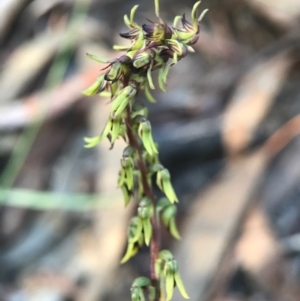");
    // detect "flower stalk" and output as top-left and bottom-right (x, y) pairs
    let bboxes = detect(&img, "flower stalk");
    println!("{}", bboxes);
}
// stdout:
(82, 1), (208, 300)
